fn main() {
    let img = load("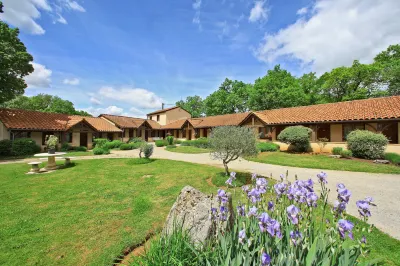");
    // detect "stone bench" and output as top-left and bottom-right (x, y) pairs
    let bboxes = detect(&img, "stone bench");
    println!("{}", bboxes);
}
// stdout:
(27, 162), (41, 173)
